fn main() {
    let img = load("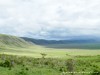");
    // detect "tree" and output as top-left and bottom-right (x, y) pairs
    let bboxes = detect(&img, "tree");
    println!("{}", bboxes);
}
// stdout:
(40, 53), (47, 58)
